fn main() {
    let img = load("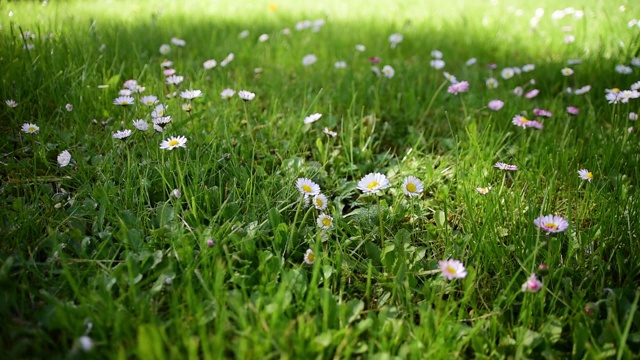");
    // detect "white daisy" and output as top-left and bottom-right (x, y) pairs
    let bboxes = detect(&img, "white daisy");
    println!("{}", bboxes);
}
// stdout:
(238, 90), (255, 101)
(402, 176), (424, 197)
(317, 214), (333, 230)
(57, 150), (71, 167)
(160, 135), (188, 150)
(140, 95), (158, 106)
(303, 249), (315, 264)
(295, 178), (321, 196)
(113, 96), (134, 106)
(133, 119), (149, 131)
(313, 194), (328, 211)
(304, 113), (322, 124)
(113, 129), (132, 139)
(21, 123), (39, 134)
(220, 89), (236, 99)
(357, 173), (390, 194)
(180, 90), (203, 100)
(203, 59), (217, 70)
